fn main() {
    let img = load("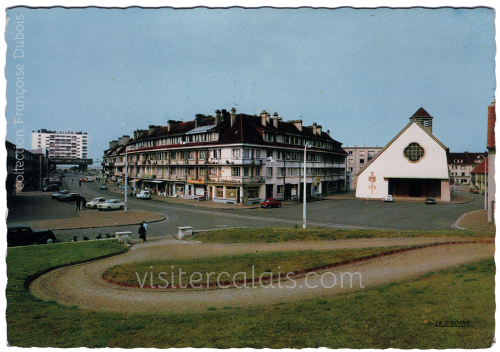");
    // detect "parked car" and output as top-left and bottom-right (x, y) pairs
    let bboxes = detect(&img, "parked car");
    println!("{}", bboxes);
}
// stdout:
(384, 195), (394, 202)
(97, 199), (125, 211)
(7, 224), (57, 247)
(99, 184), (108, 190)
(136, 190), (151, 199)
(470, 188), (480, 194)
(79, 178), (87, 182)
(59, 193), (84, 202)
(425, 197), (437, 205)
(86, 197), (107, 209)
(42, 184), (59, 192)
(260, 198), (282, 208)
(52, 190), (70, 199)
